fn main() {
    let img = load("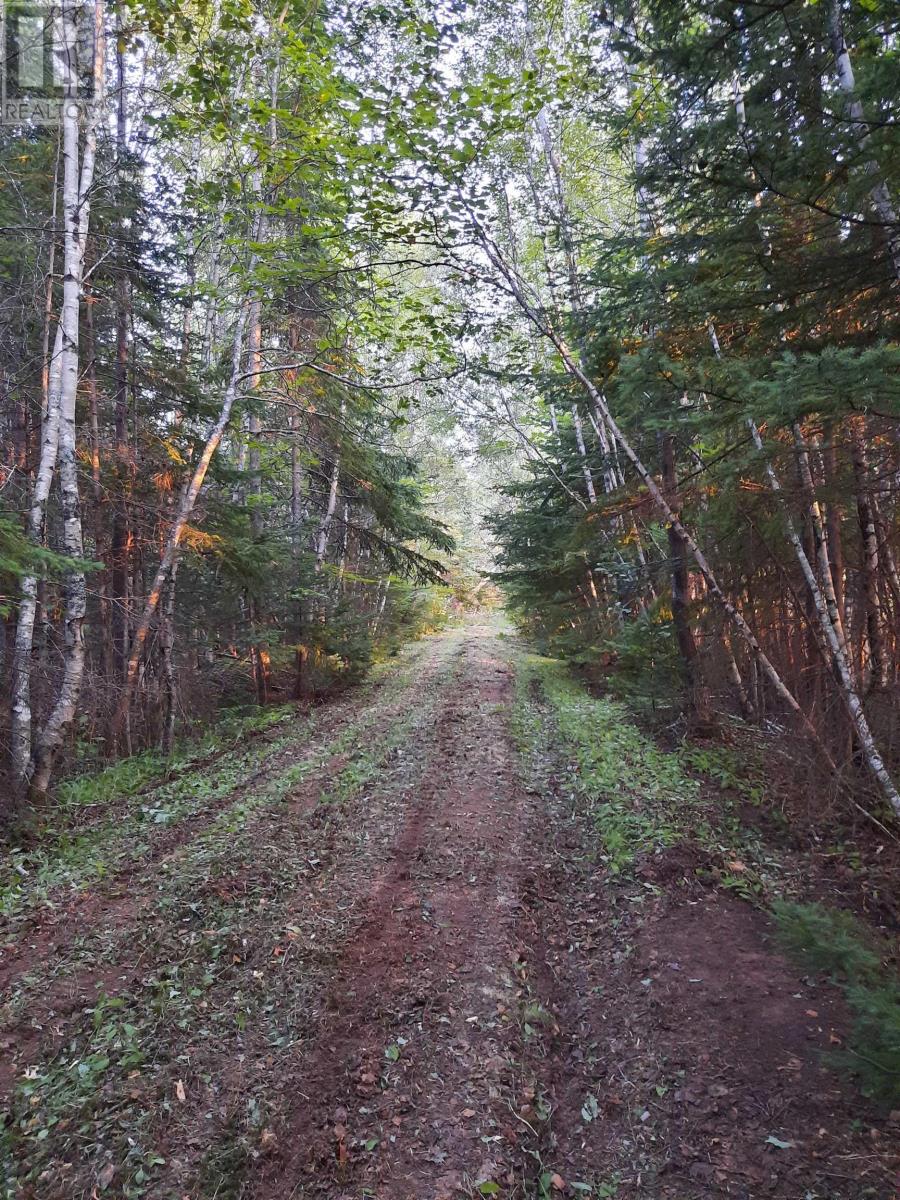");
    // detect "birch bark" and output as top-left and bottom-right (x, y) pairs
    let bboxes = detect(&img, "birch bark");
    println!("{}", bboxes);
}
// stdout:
(473, 224), (832, 759)
(826, 0), (900, 280)
(726, 71), (900, 812)
(10, 328), (63, 790)
(113, 304), (250, 736)
(27, 0), (104, 796)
